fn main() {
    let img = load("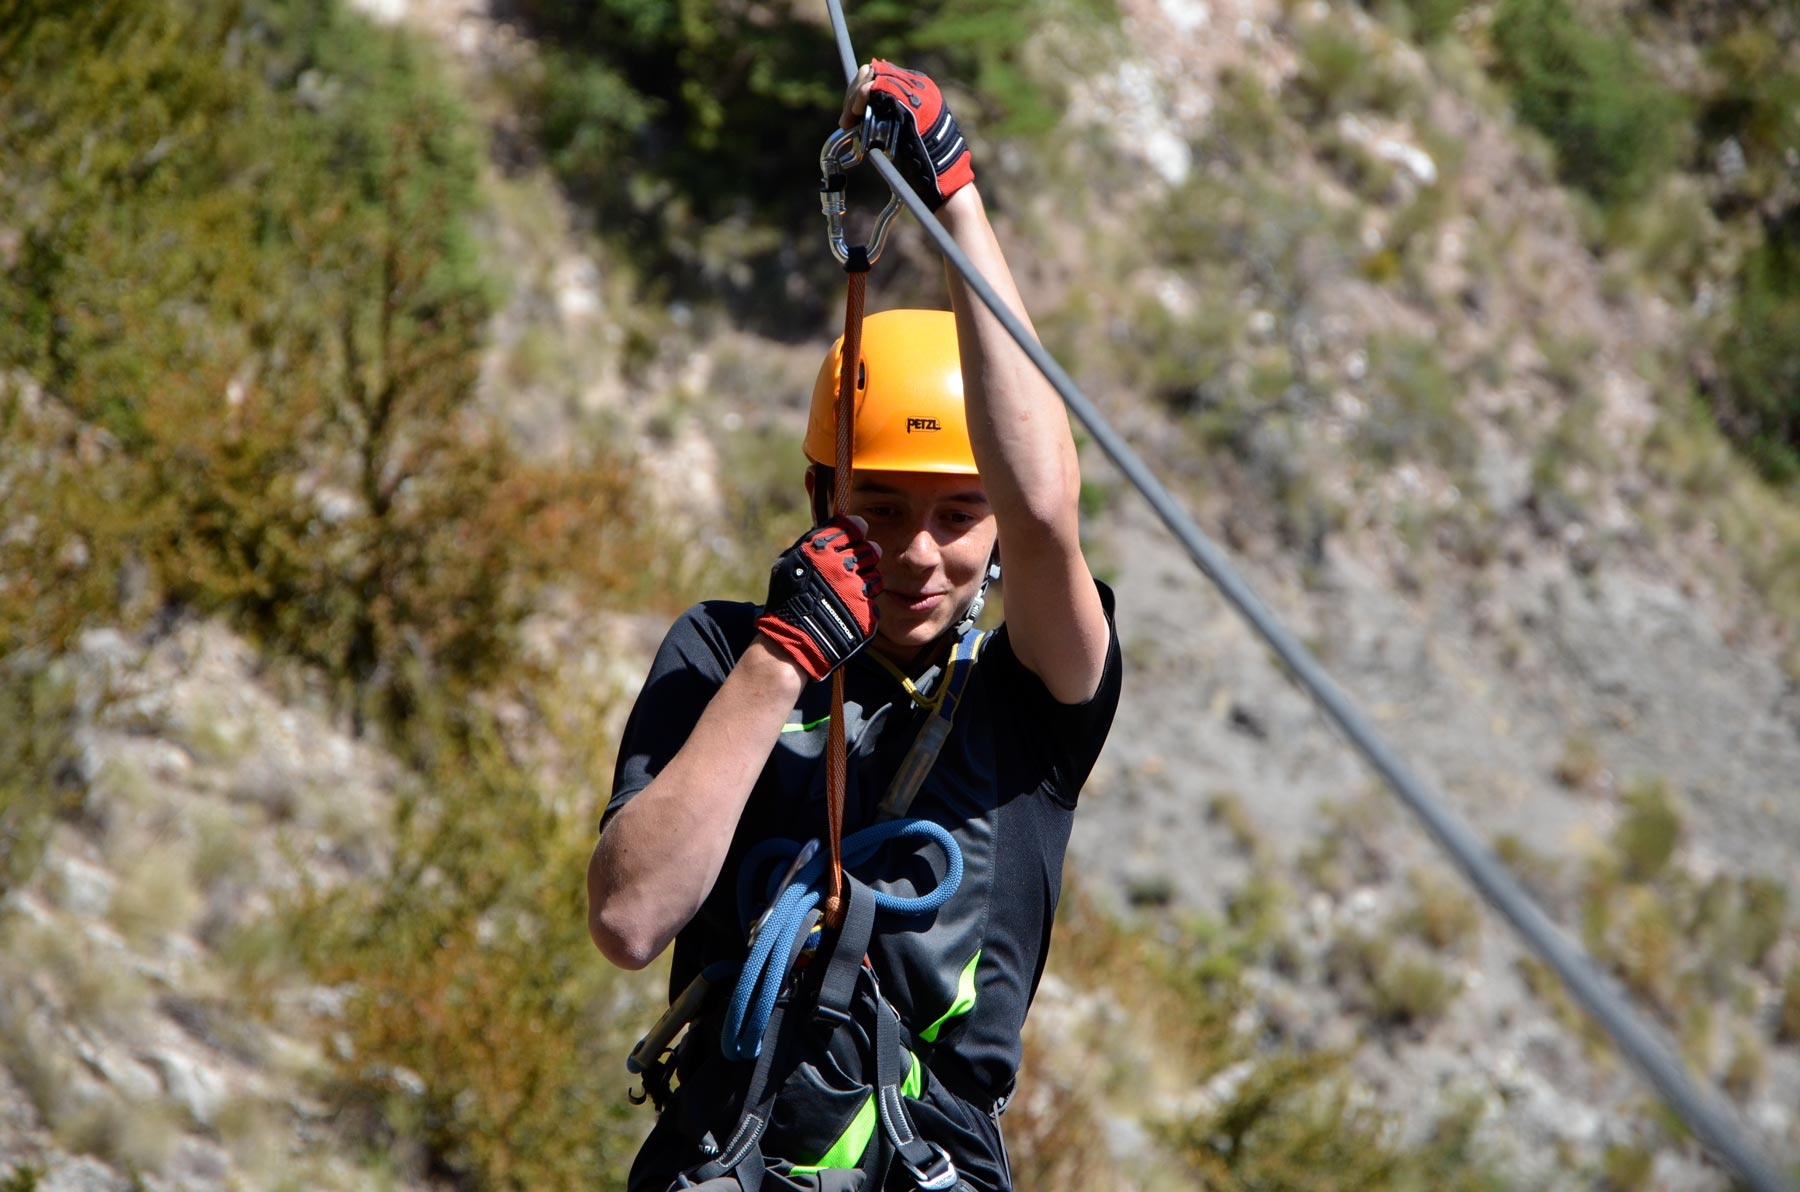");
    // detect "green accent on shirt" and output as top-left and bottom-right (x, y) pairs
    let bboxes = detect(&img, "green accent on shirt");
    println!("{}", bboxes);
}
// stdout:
(780, 714), (832, 734)
(918, 950), (981, 1044)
